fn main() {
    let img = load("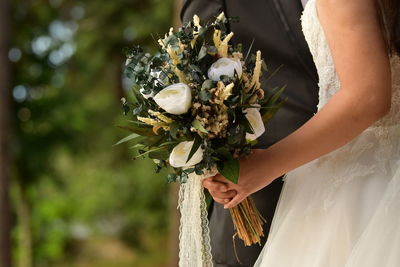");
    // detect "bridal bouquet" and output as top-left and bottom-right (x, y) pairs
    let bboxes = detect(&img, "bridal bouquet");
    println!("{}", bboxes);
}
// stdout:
(119, 12), (285, 264)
